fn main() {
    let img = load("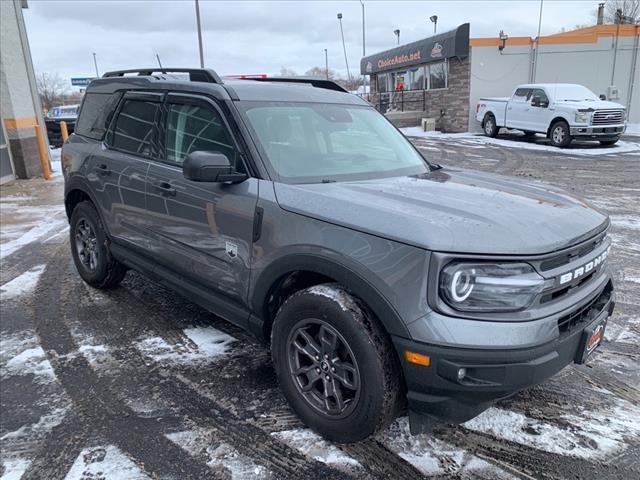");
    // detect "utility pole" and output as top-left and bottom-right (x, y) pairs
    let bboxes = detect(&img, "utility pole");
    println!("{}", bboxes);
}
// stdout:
(195, 0), (205, 68)
(360, 0), (365, 56)
(337, 13), (352, 81)
(324, 48), (329, 79)
(156, 53), (163, 69)
(533, 0), (543, 81)
(92, 52), (99, 77)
